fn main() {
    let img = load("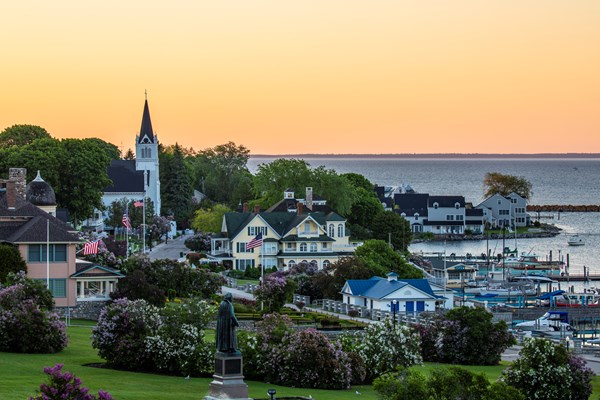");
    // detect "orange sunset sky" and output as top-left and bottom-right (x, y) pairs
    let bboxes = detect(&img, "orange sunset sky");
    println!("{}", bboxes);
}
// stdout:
(1, 1), (599, 155)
